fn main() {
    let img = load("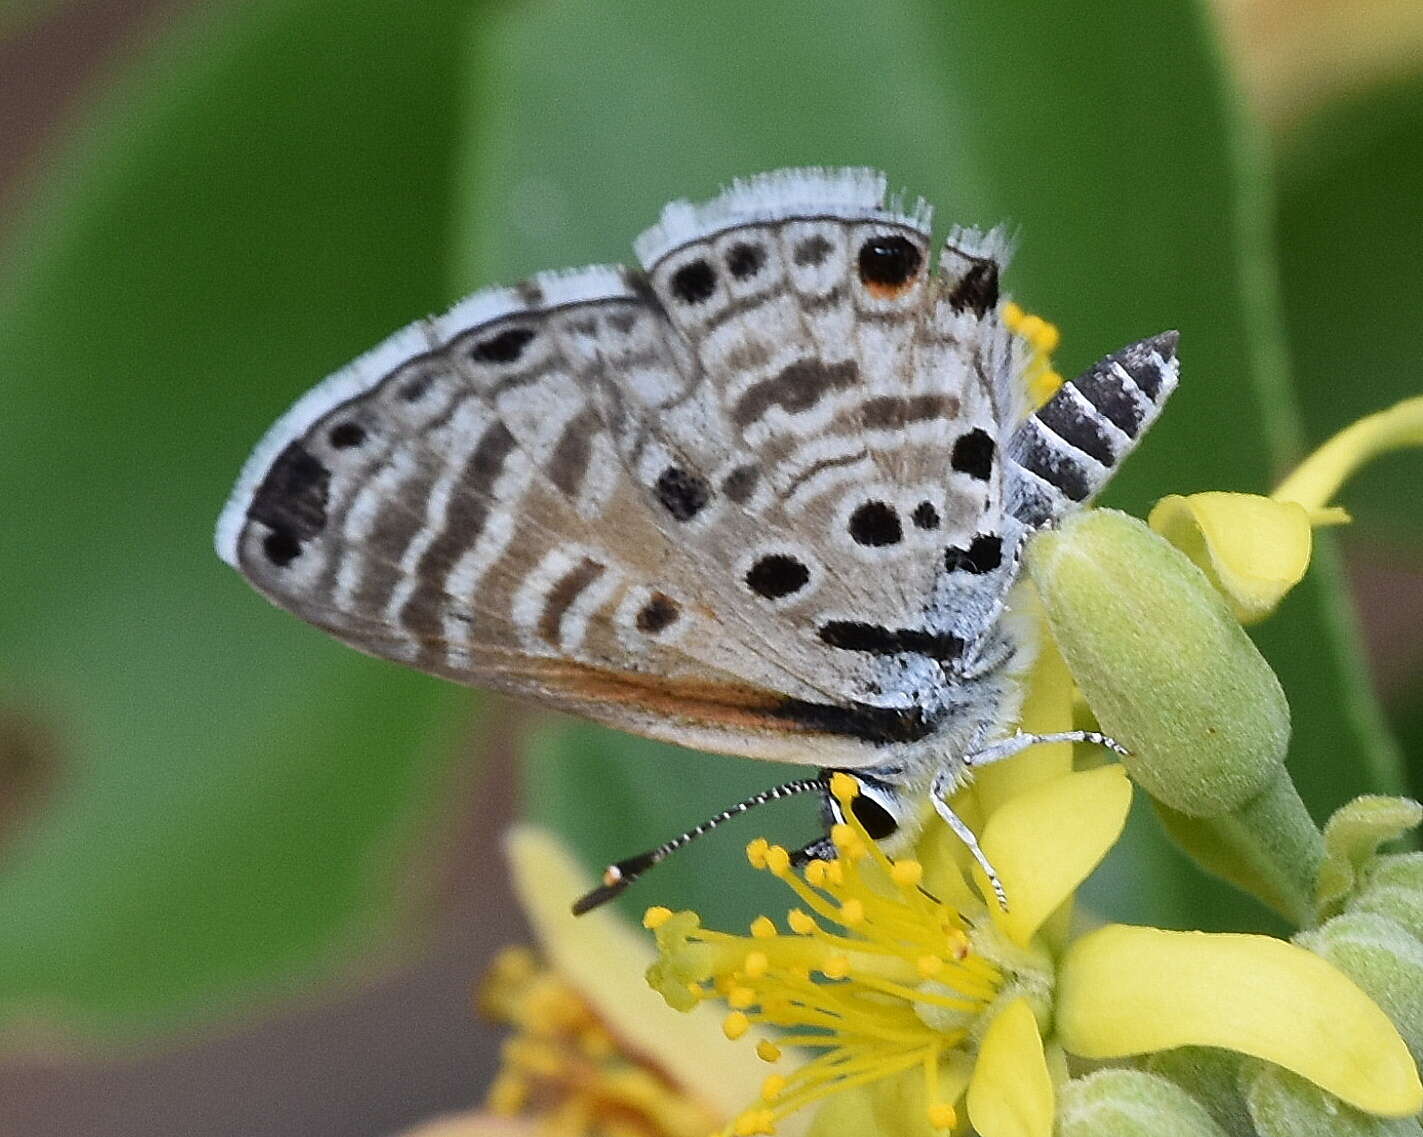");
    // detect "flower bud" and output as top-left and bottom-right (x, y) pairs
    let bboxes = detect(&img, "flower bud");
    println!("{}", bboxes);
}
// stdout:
(1316, 797), (1423, 917)
(1353, 854), (1423, 943)
(1244, 1064), (1423, 1137)
(1057, 1069), (1229, 1137)
(1146, 1046), (1254, 1136)
(1027, 509), (1290, 816)
(1297, 911), (1423, 1068)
